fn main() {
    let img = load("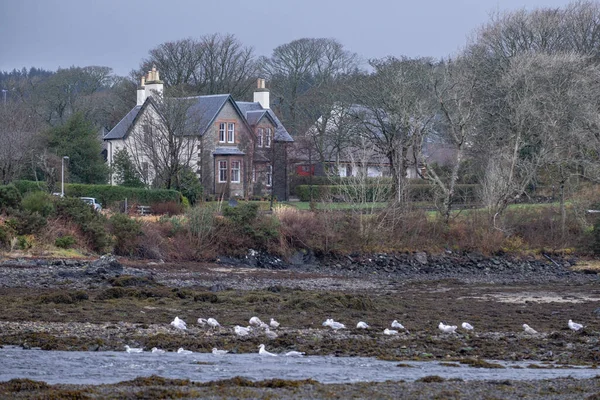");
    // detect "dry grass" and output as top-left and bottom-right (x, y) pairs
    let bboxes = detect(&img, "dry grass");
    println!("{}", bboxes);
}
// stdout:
(571, 260), (600, 272)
